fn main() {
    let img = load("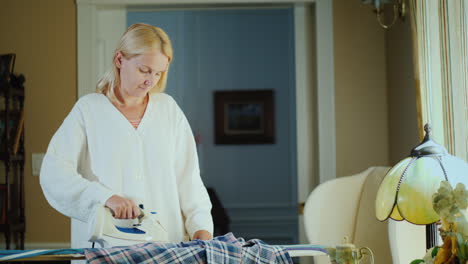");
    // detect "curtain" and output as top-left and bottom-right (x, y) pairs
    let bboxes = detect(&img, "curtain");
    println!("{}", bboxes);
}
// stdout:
(409, 0), (468, 161)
